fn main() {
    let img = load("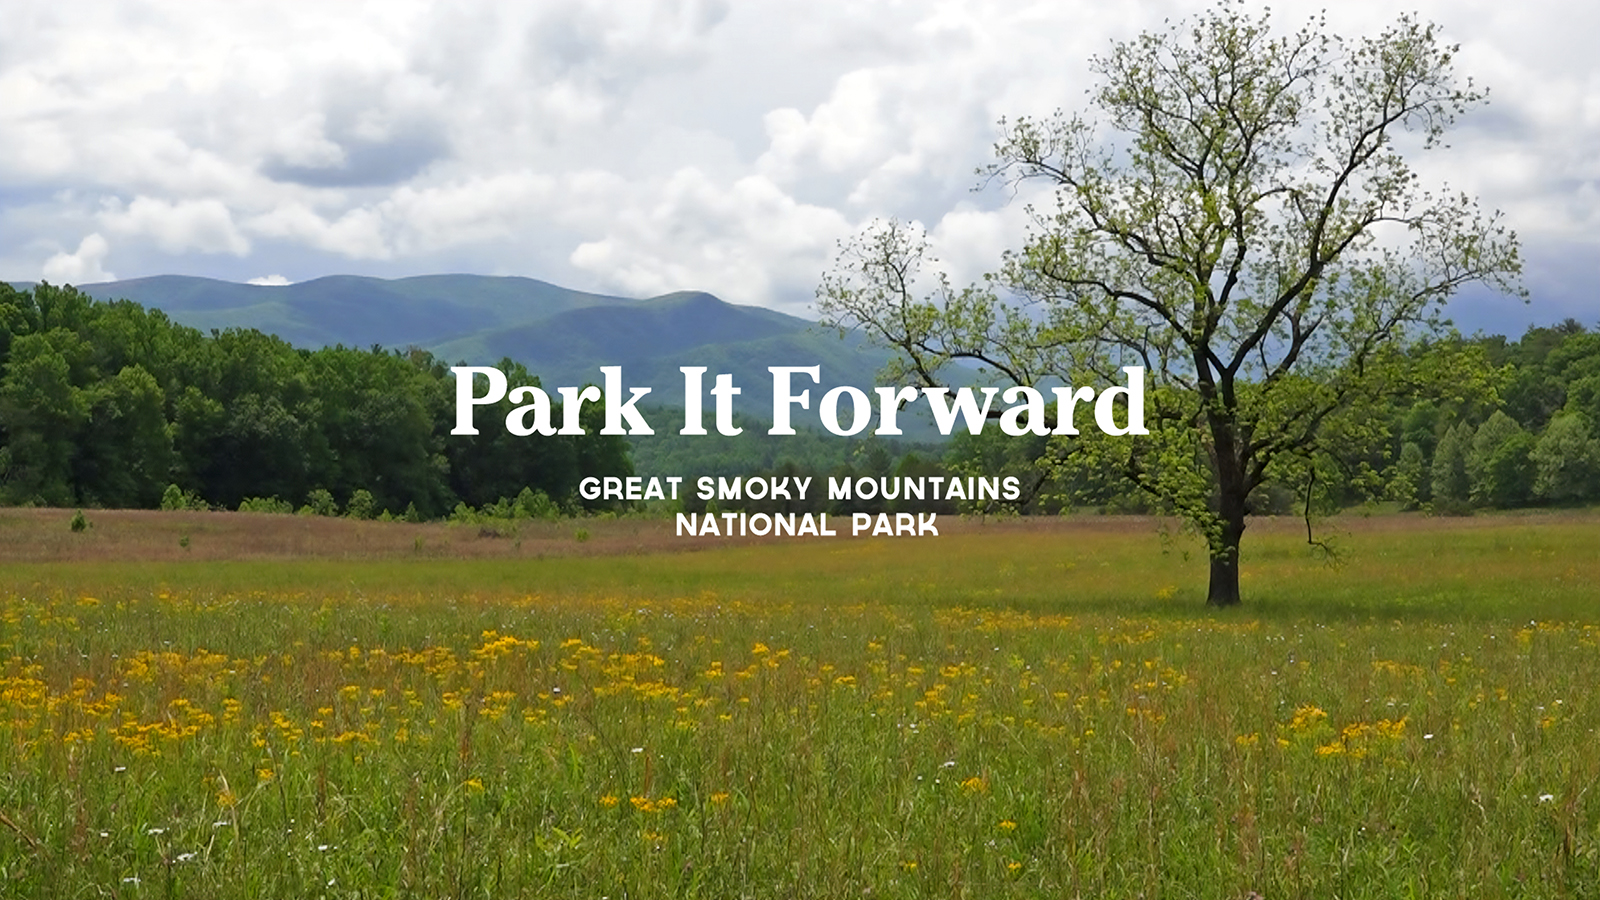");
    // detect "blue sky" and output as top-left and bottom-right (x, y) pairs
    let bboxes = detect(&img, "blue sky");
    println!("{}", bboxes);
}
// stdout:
(2, 0), (1594, 334)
